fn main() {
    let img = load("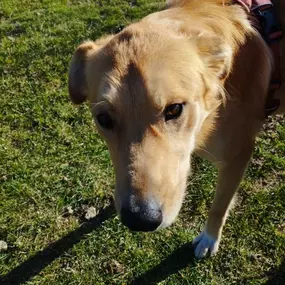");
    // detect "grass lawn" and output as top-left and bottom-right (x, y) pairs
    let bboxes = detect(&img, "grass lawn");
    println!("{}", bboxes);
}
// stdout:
(0, 0), (285, 284)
